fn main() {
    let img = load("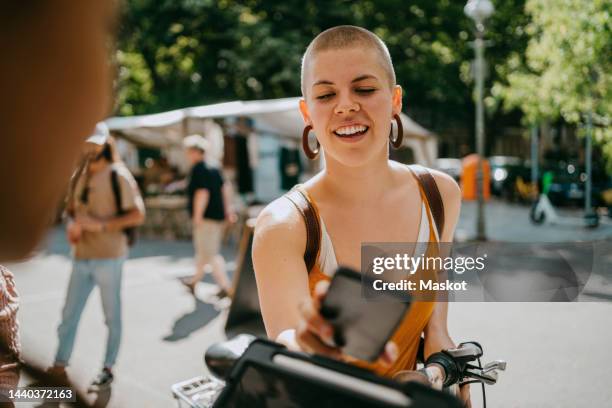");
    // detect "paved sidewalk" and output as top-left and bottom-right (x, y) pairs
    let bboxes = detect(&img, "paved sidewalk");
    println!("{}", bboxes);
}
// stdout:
(11, 229), (233, 407)
(456, 199), (612, 242)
